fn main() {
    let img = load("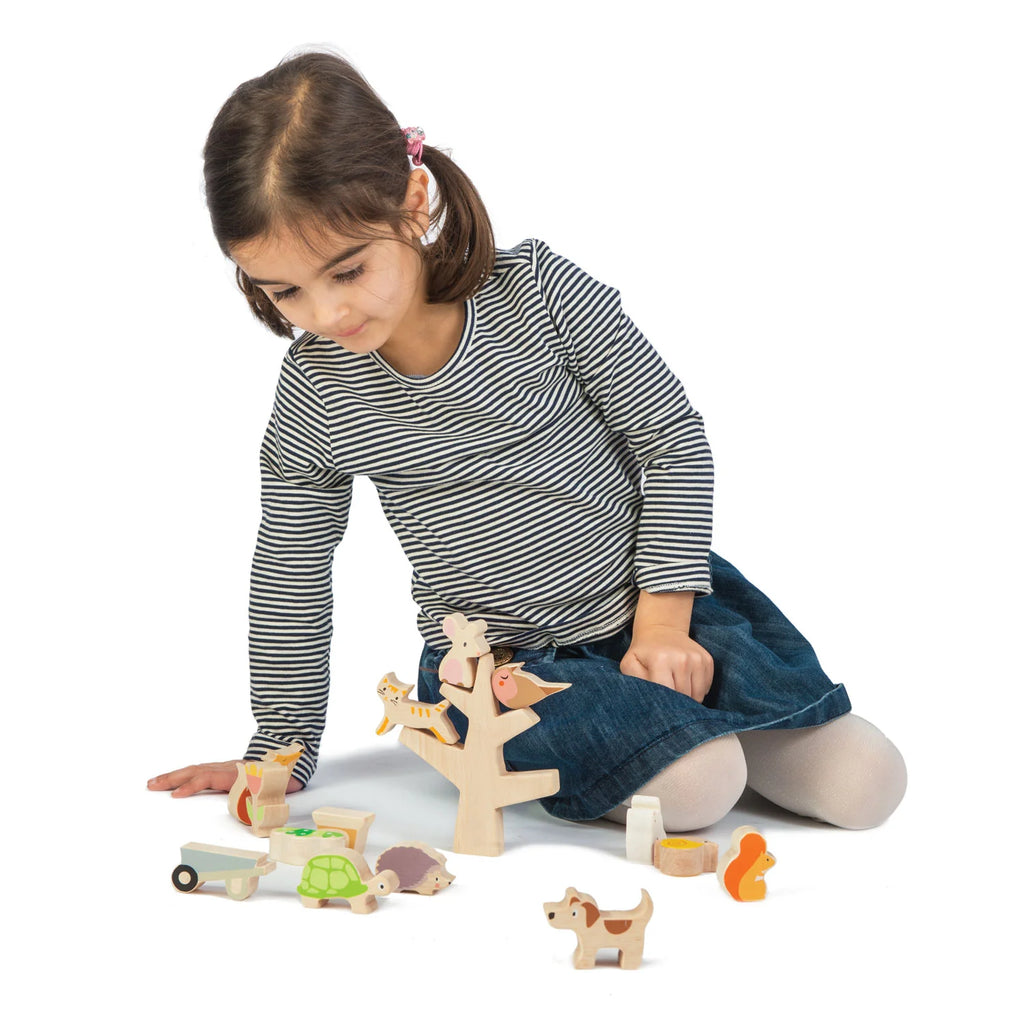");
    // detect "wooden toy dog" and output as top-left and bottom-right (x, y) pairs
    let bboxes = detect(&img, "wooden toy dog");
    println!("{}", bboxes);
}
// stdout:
(544, 887), (653, 969)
